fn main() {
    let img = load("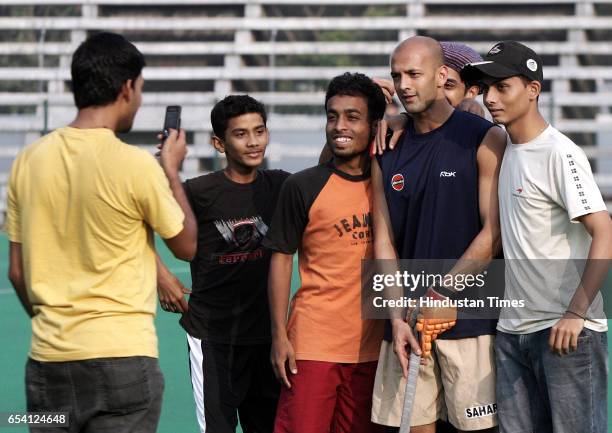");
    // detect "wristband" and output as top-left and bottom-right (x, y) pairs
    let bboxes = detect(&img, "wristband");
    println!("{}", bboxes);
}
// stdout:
(565, 309), (586, 320)
(426, 286), (449, 301)
(432, 284), (458, 300)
